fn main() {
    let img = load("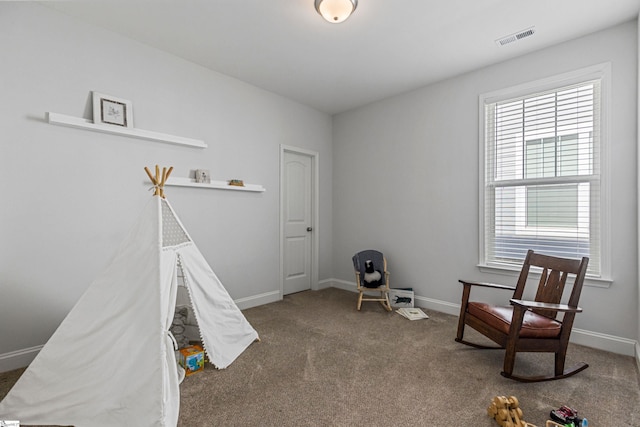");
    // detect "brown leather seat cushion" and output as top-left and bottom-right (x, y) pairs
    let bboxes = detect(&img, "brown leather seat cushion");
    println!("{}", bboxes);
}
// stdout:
(467, 302), (561, 338)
